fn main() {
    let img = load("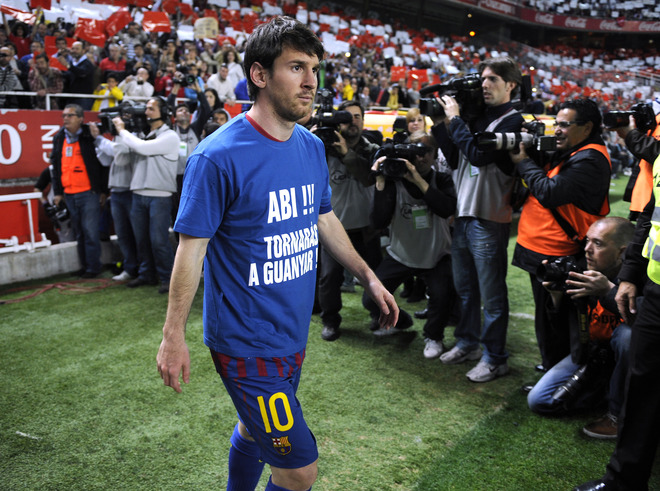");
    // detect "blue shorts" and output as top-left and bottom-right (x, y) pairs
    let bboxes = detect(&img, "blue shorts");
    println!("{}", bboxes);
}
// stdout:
(211, 349), (318, 469)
